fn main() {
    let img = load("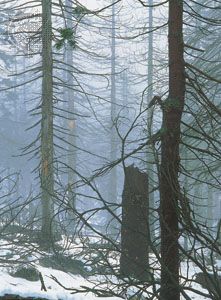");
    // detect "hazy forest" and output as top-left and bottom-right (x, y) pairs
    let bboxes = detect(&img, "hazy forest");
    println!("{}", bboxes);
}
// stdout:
(0, 0), (220, 299)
